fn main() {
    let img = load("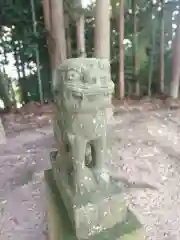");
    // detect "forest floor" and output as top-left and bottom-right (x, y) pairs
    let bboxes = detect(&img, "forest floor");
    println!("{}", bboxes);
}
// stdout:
(1, 100), (180, 239)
